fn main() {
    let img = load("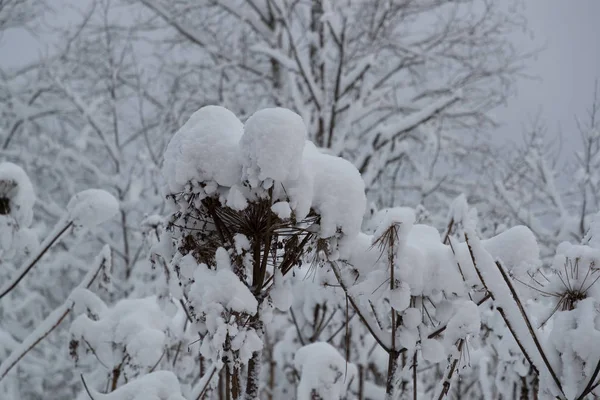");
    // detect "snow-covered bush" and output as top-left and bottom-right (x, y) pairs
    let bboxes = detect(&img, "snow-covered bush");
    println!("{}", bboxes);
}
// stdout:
(4, 103), (600, 400)
(0, 163), (120, 398)
(149, 105), (600, 400)
(152, 105), (368, 399)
